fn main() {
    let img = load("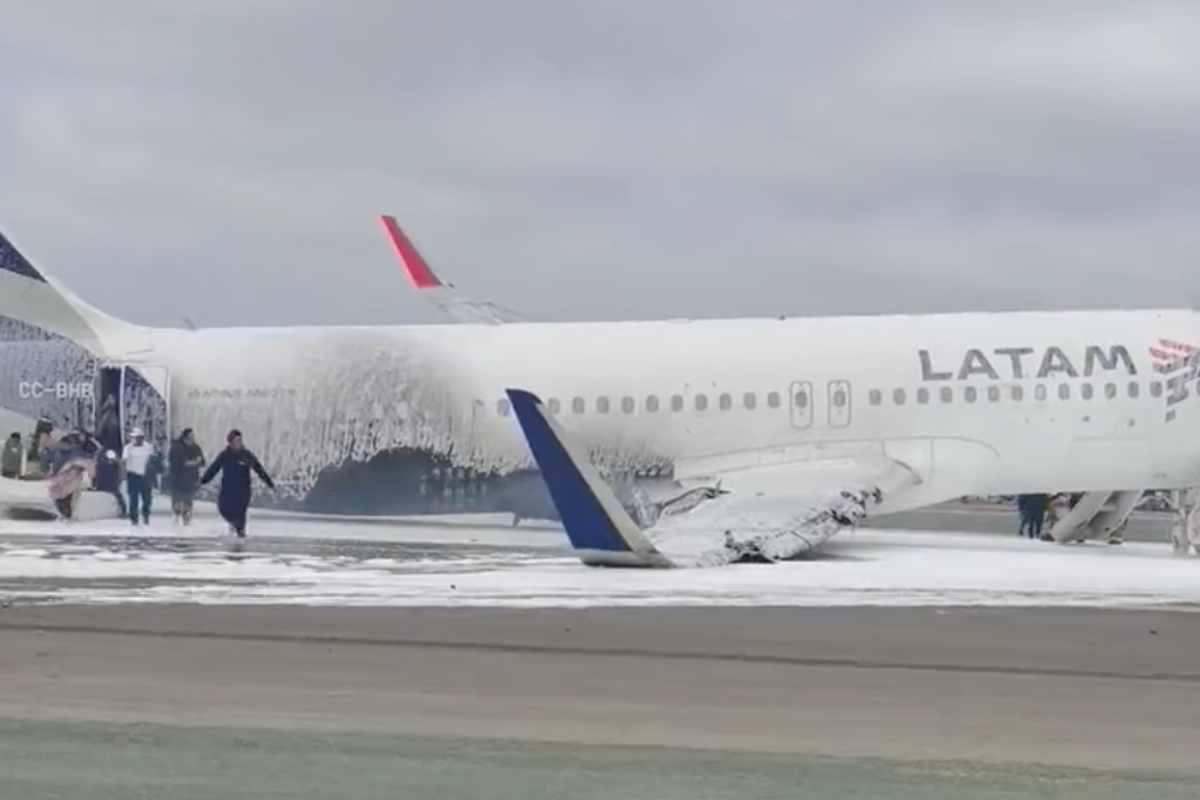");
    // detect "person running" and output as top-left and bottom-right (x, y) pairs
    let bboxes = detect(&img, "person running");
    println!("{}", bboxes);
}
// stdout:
(199, 429), (275, 537)
(122, 427), (156, 526)
(46, 449), (96, 521)
(168, 428), (206, 525)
